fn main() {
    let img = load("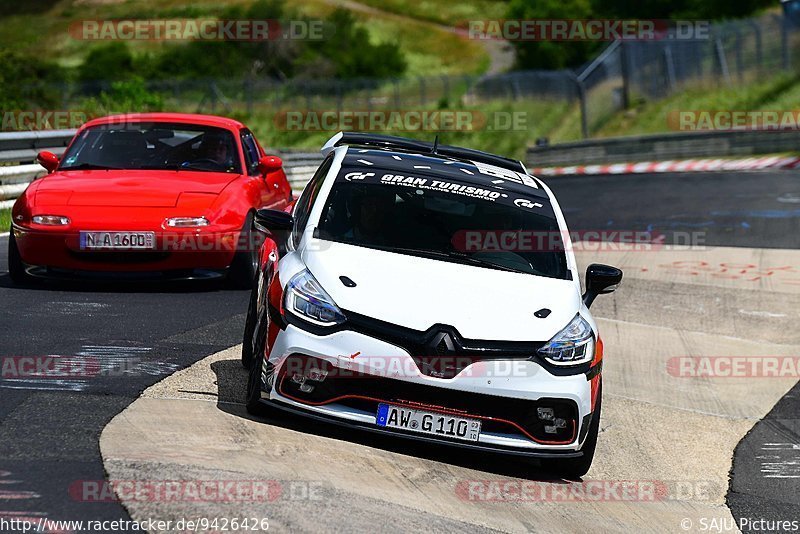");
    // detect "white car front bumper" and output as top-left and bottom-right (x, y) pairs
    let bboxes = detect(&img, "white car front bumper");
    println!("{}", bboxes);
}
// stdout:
(260, 323), (596, 455)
